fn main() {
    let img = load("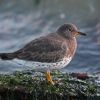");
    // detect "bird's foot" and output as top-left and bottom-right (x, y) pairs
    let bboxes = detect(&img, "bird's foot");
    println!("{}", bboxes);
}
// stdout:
(45, 70), (54, 85)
